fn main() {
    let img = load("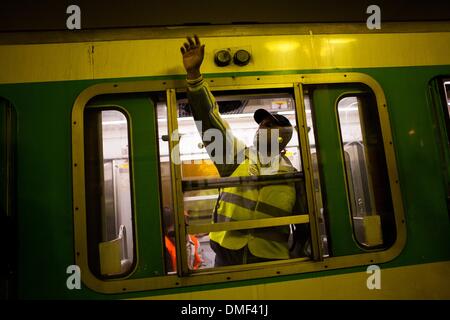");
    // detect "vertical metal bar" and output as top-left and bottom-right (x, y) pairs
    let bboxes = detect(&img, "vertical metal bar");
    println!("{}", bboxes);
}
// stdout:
(112, 160), (119, 240)
(166, 89), (189, 275)
(293, 83), (323, 261)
